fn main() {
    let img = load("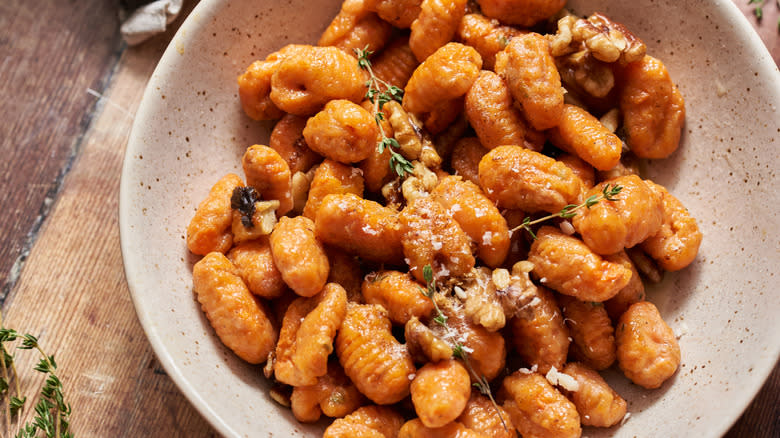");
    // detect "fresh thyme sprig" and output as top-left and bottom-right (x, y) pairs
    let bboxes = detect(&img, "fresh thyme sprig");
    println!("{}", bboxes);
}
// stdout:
(0, 315), (72, 438)
(420, 265), (508, 432)
(354, 47), (414, 178)
(512, 183), (623, 239)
